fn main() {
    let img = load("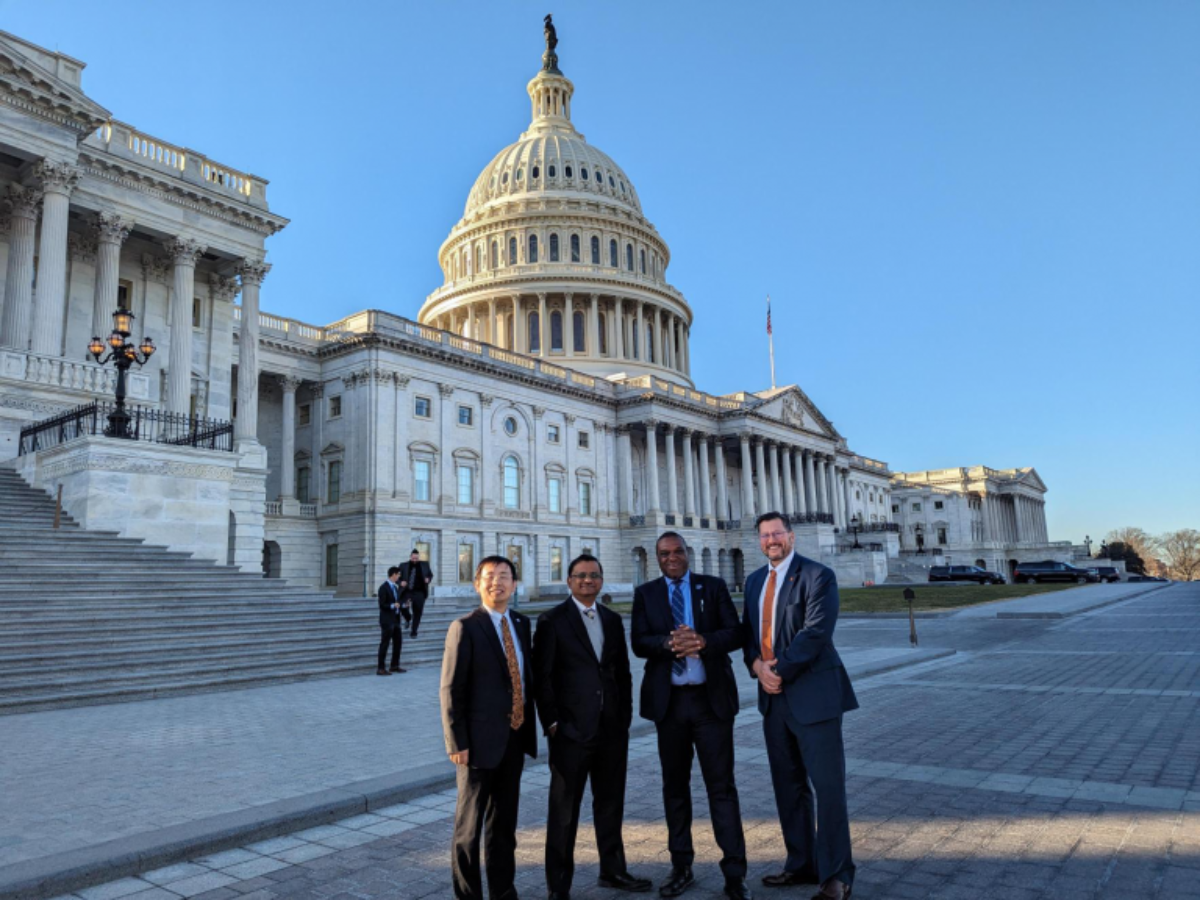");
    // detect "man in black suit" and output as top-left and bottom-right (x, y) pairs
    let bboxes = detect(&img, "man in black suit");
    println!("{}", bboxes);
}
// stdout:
(534, 554), (652, 899)
(742, 512), (857, 899)
(377, 566), (406, 675)
(400, 549), (434, 637)
(631, 532), (752, 900)
(441, 555), (538, 900)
